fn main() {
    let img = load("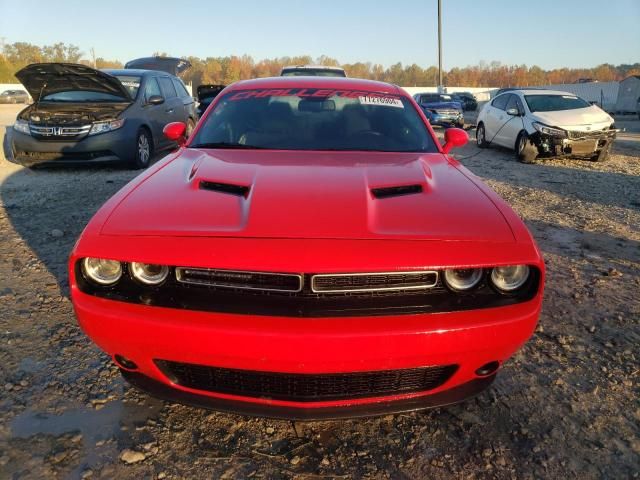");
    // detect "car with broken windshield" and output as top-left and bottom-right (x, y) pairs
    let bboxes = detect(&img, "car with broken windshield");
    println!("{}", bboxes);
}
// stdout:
(70, 76), (545, 419)
(10, 58), (196, 168)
